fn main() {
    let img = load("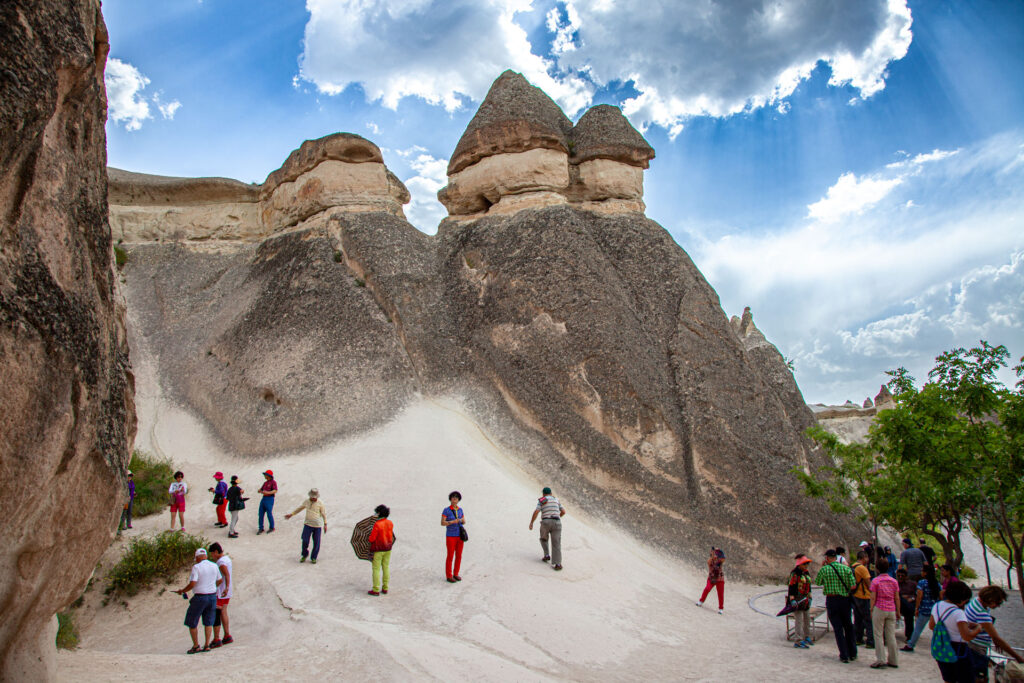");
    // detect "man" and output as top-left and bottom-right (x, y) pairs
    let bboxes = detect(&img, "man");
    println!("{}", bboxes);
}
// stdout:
(174, 548), (222, 654)
(898, 538), (926, 581)
(257, 469), (277, 534)
(851, 550), (875, 649)
(895, 567), (917, 642)
(529, 487), (566, 571)
(815, 548), (858, 663)
(119, 470), (135, 531)
(965, 585), (1024, 678)
(285, 488), (327, 564)
(208, 543), (233, 648)
(918, 539), (937, 568)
